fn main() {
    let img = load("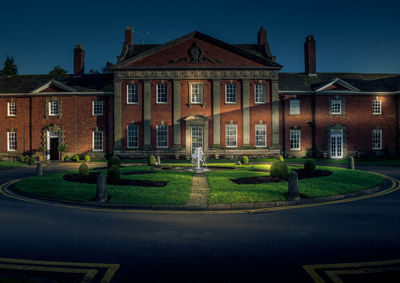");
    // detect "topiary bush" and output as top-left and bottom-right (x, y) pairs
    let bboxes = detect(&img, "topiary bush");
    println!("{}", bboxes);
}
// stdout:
(64, 155), (70, 161)
(277, 155), (285, 162)
(148, 155), (156, 166)
(241, 156), (249, 164)
(107, 165), (120, 184)
(79, 163), (89, 177)
(28, 157), (35, 165)
(84, 155), (91, 162)
(270, 160), (288, 178)
(304, 159), (316, 176)
(72, 154), (79, 162)
(107, 156), (121, 168)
